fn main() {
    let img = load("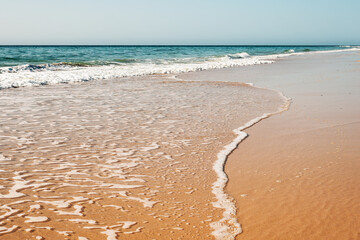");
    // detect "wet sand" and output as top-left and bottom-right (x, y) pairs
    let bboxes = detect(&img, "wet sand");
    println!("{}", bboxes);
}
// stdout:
(0, 72), (284, 239)
(183, 50), (360, 239)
